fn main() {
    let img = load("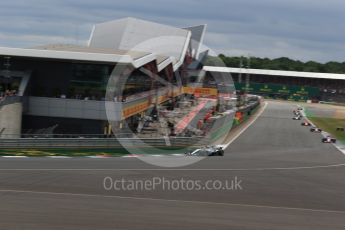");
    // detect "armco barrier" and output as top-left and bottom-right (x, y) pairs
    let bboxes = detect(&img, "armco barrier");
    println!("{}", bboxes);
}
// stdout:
(0, 137), (208, 149)
(232, 99), (261, 128)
